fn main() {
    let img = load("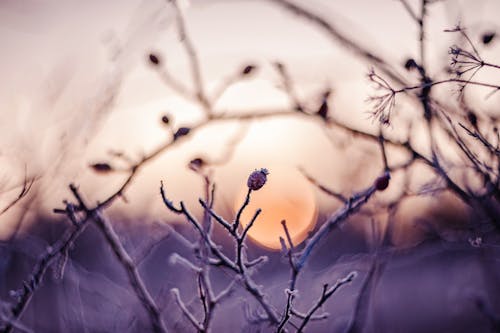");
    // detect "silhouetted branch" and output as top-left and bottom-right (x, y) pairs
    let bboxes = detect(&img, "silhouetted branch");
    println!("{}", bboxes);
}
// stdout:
(69, 186), (168, 333)
(161, 171), (281, 326)
(296, 271), (357, 332)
